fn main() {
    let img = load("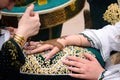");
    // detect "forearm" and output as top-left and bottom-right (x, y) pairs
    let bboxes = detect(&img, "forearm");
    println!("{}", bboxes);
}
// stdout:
(57, 34), (91, 47)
